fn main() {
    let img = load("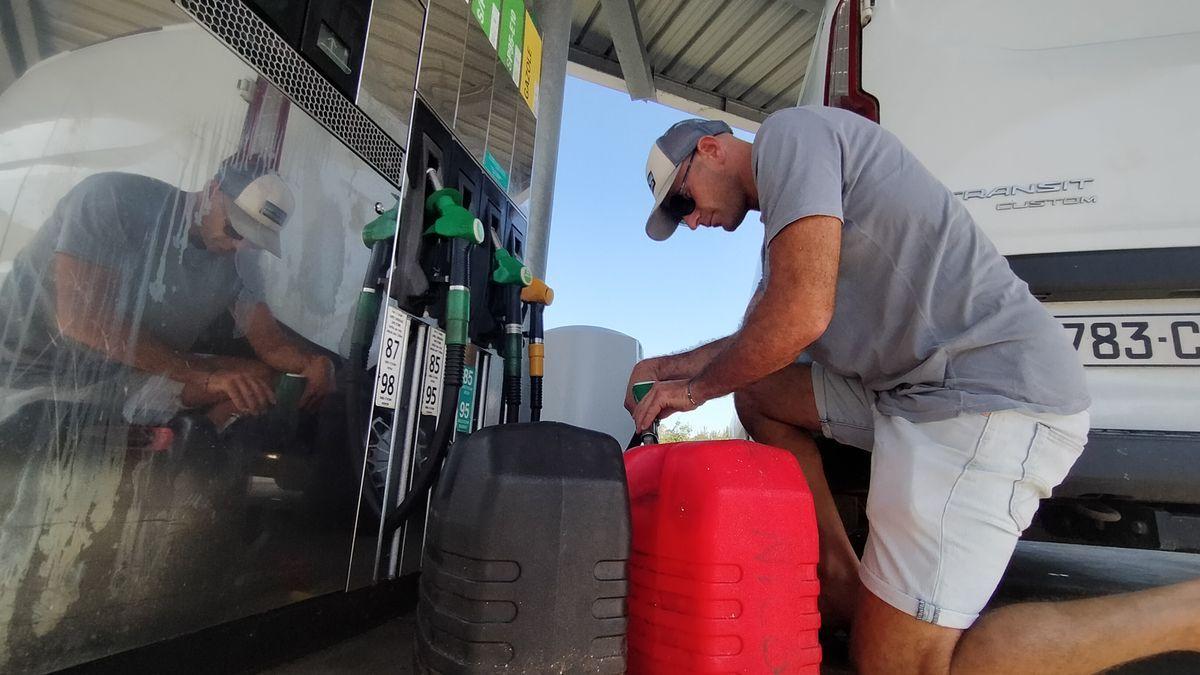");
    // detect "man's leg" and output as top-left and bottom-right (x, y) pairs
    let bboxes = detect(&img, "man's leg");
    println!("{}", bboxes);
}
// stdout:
(852, 577), (1200, 674)
(734, 363), (864, 628)
(852, 409), (1200, 673)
